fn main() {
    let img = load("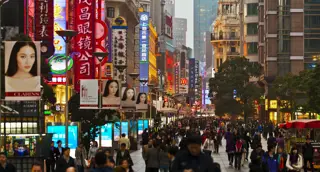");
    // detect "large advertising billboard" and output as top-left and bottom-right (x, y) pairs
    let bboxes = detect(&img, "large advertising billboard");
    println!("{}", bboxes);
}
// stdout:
(53, 0), (67, 55)
(102, 80), (121, 109)
(139, 12), (150, 93)
(121, 87), (136, 109)
(5, 41), (41, 100)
